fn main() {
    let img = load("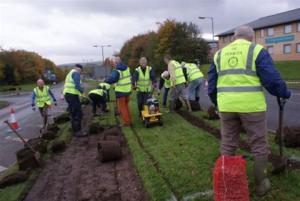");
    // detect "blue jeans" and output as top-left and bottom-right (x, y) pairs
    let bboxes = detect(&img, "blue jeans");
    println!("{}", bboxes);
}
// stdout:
(162, 87), (170, 106)
(188, 78), (204, 101)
